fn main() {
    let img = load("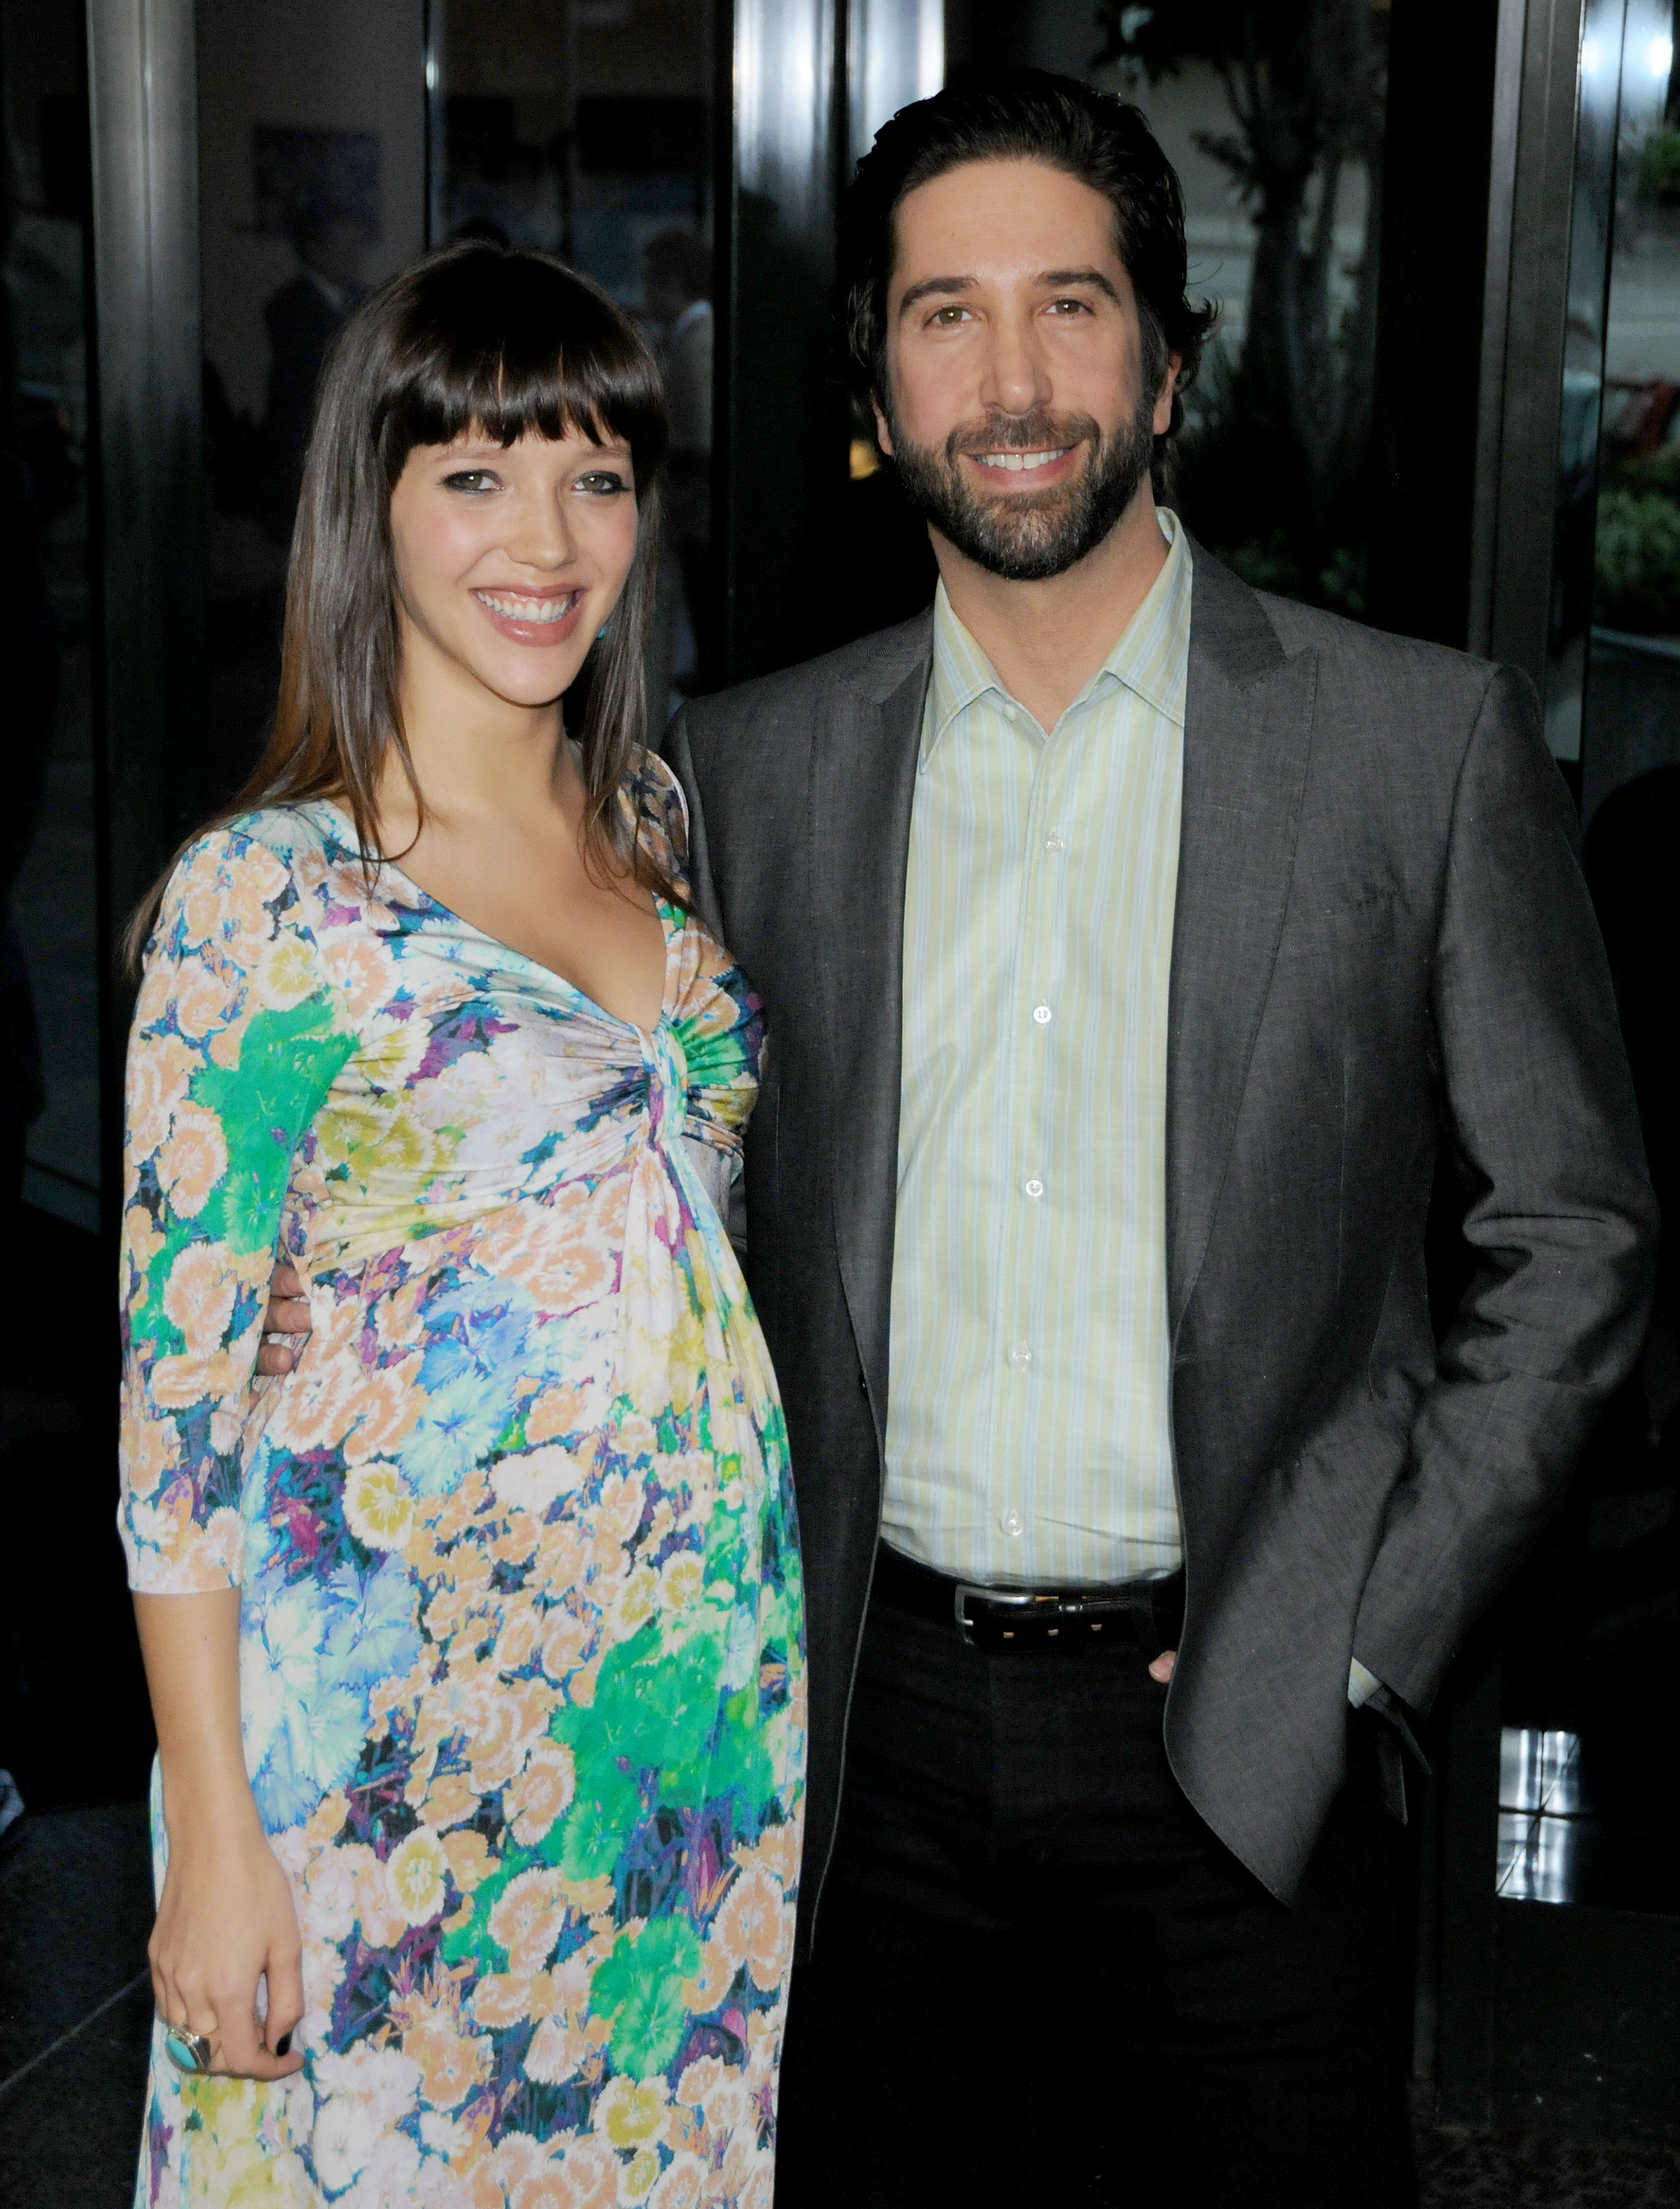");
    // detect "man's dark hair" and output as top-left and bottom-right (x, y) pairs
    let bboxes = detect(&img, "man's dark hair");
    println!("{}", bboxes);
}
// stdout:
(840, 71), (1216, 494)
